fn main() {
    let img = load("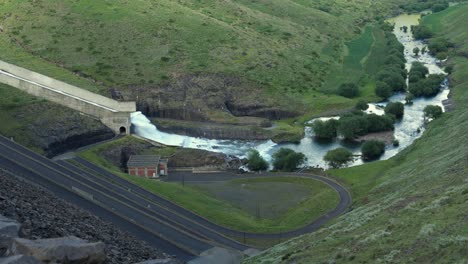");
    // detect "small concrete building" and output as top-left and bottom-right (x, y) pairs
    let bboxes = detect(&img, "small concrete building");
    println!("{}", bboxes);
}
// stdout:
(127, 155), (168, 178)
